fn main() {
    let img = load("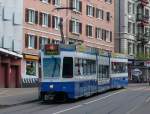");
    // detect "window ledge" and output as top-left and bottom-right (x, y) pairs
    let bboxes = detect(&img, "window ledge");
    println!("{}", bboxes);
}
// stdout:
(71, 32), (80, 35)
(27, 22), (35, 25)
